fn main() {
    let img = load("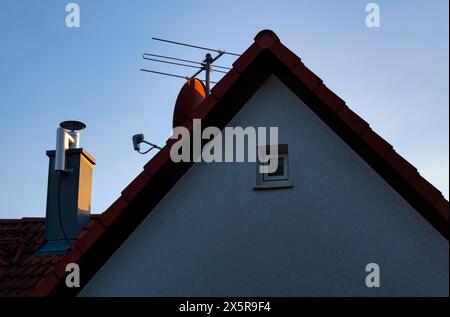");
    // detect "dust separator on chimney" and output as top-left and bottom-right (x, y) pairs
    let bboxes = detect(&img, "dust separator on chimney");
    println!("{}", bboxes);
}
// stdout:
(36, 121), (96, 255)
